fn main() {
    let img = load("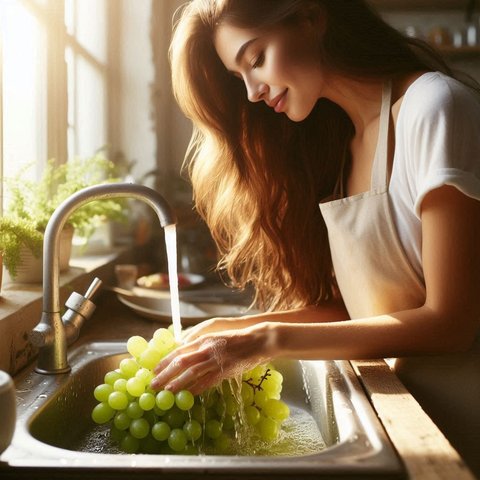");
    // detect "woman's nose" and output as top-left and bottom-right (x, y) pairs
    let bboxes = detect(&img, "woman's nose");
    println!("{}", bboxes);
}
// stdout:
(245, 77), (268, 103)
